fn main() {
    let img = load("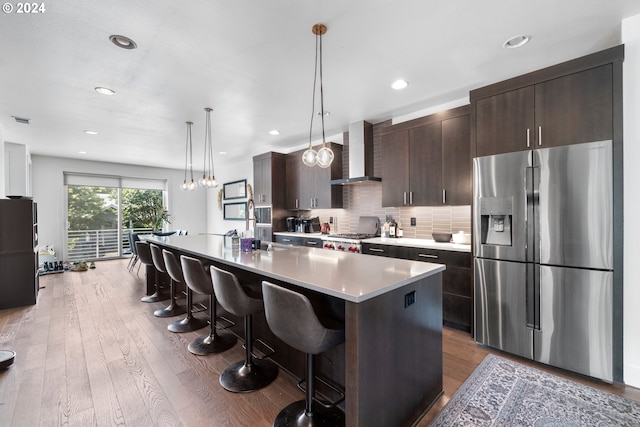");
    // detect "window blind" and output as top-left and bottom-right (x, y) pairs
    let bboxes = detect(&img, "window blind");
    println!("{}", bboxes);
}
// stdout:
(63, 173), (166, 191)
